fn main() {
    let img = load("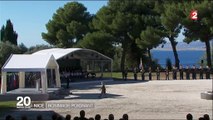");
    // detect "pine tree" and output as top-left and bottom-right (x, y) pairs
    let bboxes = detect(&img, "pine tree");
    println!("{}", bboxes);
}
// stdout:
(42, 2), (92, 47)
(0, 19), (18, 45)
(0, 26), (5, 42)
